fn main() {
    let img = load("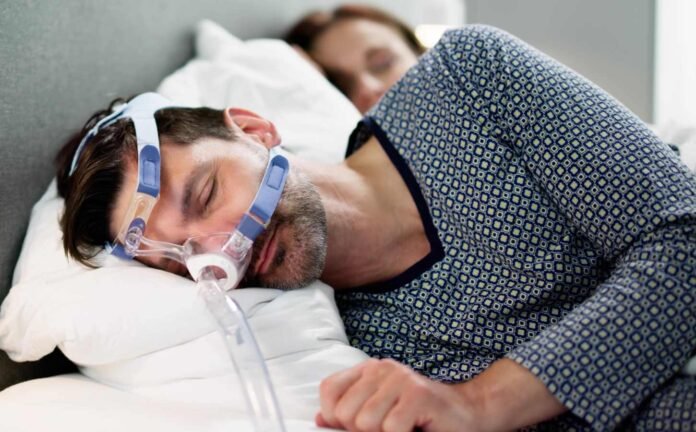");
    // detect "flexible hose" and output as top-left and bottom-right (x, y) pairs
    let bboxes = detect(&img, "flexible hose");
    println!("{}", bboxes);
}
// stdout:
(196, 267), (286, 432)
